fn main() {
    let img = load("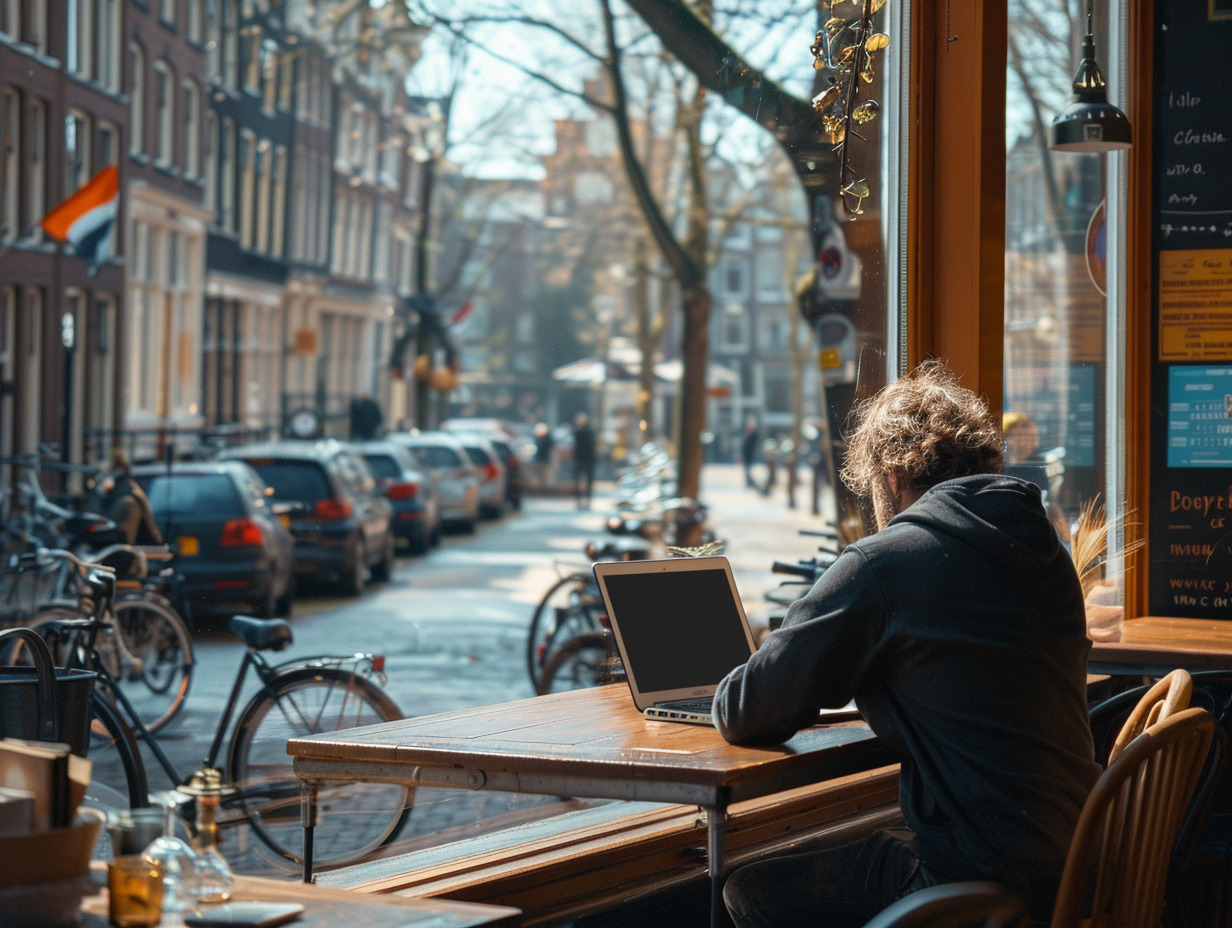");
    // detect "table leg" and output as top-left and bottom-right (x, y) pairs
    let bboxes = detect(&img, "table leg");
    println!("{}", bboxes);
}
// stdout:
(708, 802), (728, 928)
(300, 780), (318, 884)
